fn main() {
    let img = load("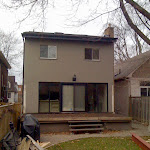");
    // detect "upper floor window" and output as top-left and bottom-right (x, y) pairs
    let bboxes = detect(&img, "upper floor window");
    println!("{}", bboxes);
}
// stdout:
(40, 45), (57, 59)
(85, 48), (100, 61)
